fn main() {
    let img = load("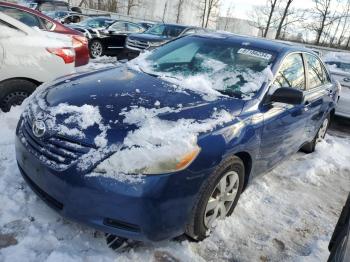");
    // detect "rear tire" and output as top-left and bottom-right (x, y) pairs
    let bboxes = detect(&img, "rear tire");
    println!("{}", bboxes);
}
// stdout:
(301, 114), (330, 153)
(89, 39), (104, 58)
(185, 156), (244, 241)
(0, 79), (37, 112)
